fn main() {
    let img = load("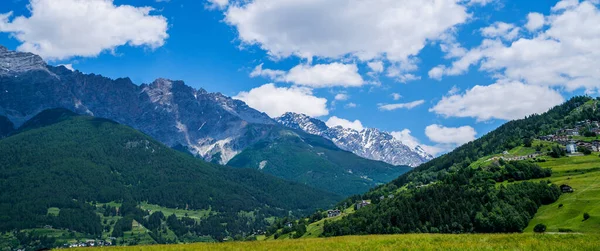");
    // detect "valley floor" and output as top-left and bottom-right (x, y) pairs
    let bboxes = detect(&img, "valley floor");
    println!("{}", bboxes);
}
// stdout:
(63, 233), (598, 250)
